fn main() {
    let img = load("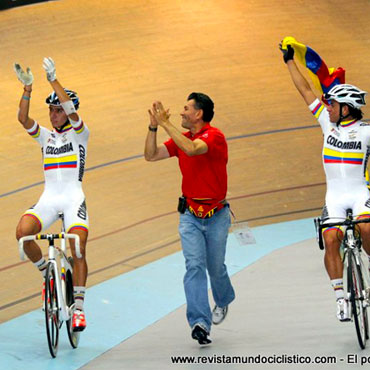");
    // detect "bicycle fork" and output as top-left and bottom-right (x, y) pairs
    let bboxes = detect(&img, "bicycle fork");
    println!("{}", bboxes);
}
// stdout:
(47, 240), (73, 323)
(346, 229), (370, 309)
